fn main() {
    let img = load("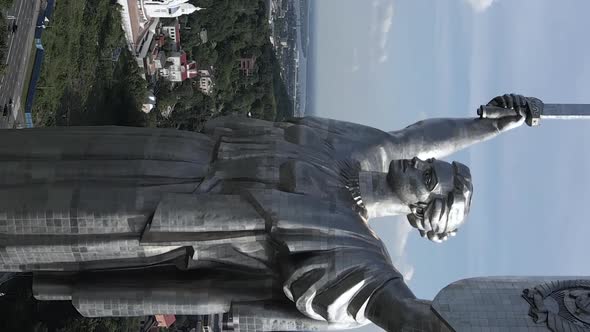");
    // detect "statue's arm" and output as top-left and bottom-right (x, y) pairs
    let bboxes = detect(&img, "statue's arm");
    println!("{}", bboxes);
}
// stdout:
(365, 278), (451, 332)
(390, 94), (530, 159)
(389, 115), (523, 160)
